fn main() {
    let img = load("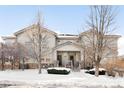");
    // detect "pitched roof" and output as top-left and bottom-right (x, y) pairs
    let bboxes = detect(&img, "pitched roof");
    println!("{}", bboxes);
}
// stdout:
(14, 24), (57, 36)
(57, 36), (79, 40)
(79, 29), (121, 39)
(2, 36), (16, 40)
(53, 41), (82, 50)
